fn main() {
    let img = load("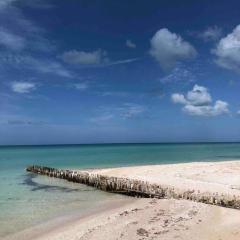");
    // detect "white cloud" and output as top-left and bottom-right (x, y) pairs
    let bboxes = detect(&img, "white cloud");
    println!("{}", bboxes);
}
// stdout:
(212, 24), (240, 72)
(60, 49), (108, 65)
(102, 58), (139, 67)
(1, 54), (73, 78)
(91, 103), (145, 123)
(29, 58), (73, 78)
(60, 49), (139, 67)
(0, 0), (68, 81)
(0, 0), (54, 52)
(159, 63), (196, 84)
(149, 28), (197, 70)
(0, 28), (25, 50)
(172, 85), (212, 107)
(198, 26), (223, 42)
(186, 85), (212, 106)
(11, 82), (36, 93)
(0, 1), (54, 54)
(126, 39), (136, 48)
(74, 82), (89, 90)
(183, 100), (229, 117)
(171, 84), (229, 117)
(0, 0), (44, 33)
(171, 93), (187, 104)
(119, 103), (145, 119)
